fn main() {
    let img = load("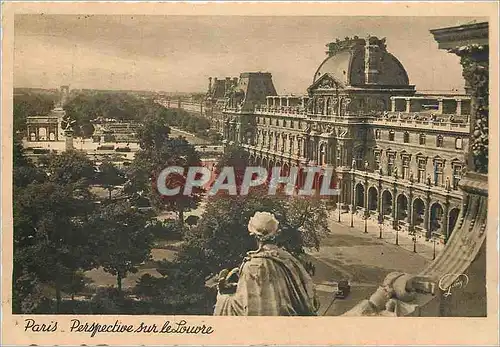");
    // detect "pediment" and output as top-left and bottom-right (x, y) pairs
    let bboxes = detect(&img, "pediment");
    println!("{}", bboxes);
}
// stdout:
(307, 73), (344, 93)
